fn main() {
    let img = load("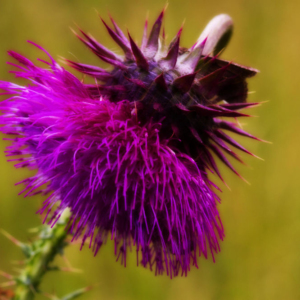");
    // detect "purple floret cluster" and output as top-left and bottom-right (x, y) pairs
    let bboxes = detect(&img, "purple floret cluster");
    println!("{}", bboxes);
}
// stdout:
(0, 10), (260, 277)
